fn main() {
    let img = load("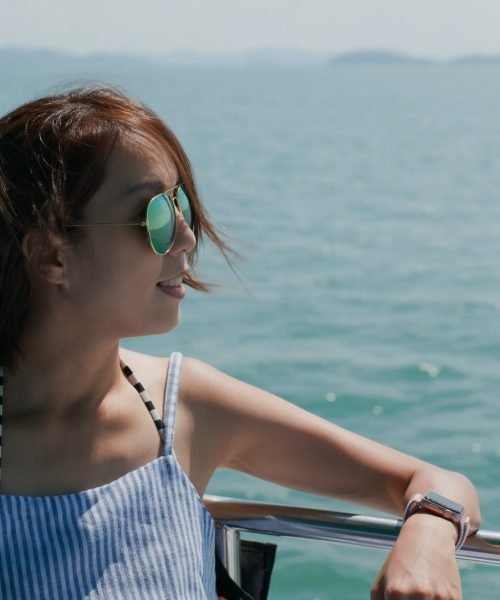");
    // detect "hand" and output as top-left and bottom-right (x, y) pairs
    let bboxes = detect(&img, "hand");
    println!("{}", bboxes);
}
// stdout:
(371, 513), (462, 599)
